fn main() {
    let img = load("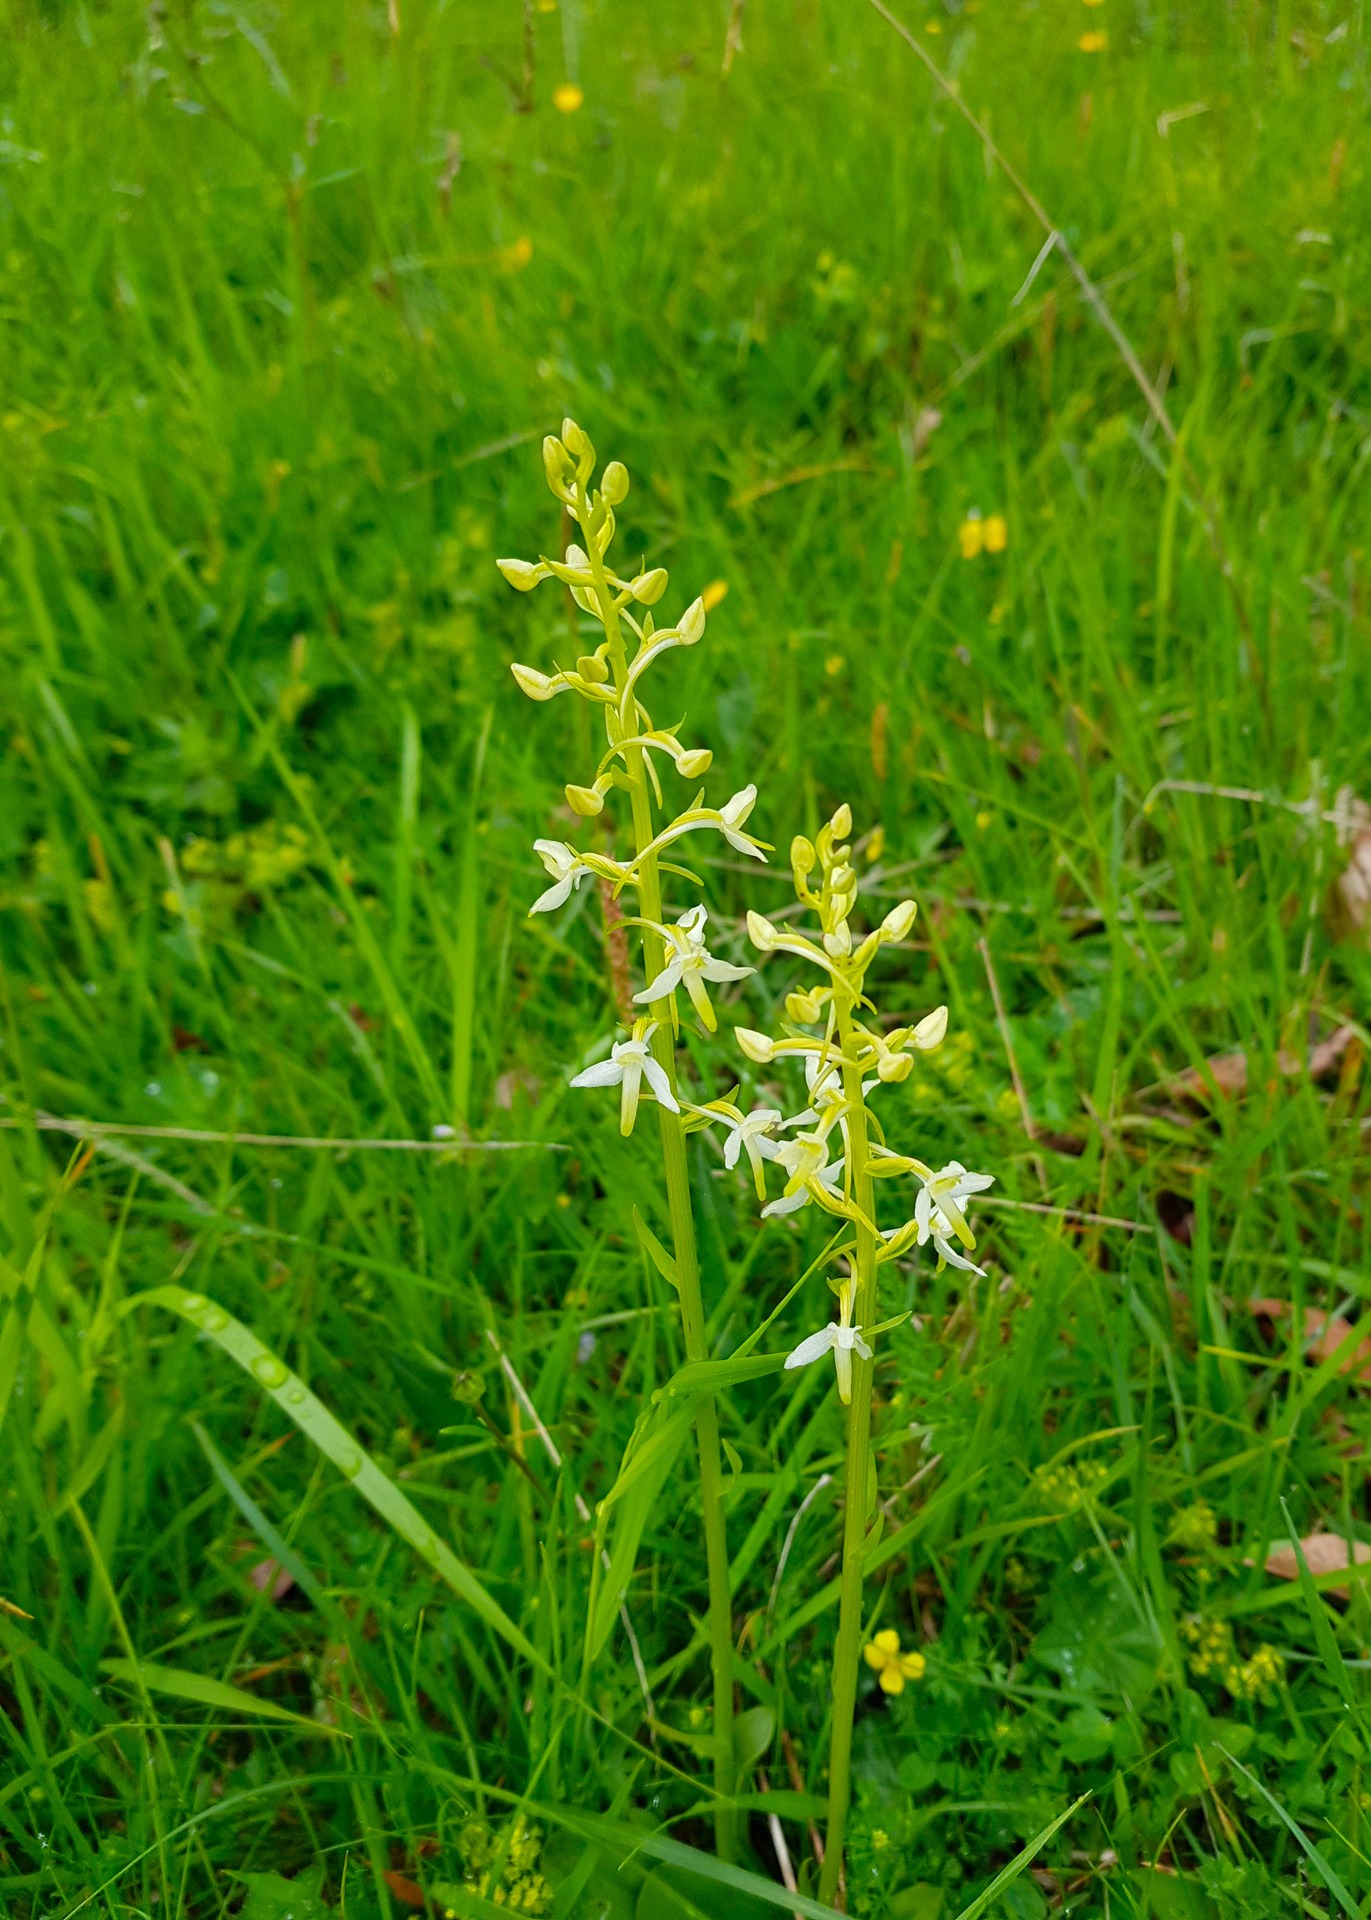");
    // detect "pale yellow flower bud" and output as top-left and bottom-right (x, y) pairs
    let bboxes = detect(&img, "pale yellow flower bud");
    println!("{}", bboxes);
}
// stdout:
(791, 835), (816, 877)
(631, 568), (668, 606)
(542, 437), (573, 497)
(576, 653), (609, 684)
(786, 985), (827, 1023)
(830, 803), (853, 839)
(877, 1051), (913, 1083)
(746, 911), (779, 952)
(678, 597), (707, 645)
(497, 557), (547, 592)
(600, 460), (630, 505)
(511, 663), (556, 699)
(676, 747), (713, 778)
(882, 899), (918, 941)
(566, 783), (605, 816)
(912, 1005), (948, 1050)
(735, 1027), (776, 1064)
